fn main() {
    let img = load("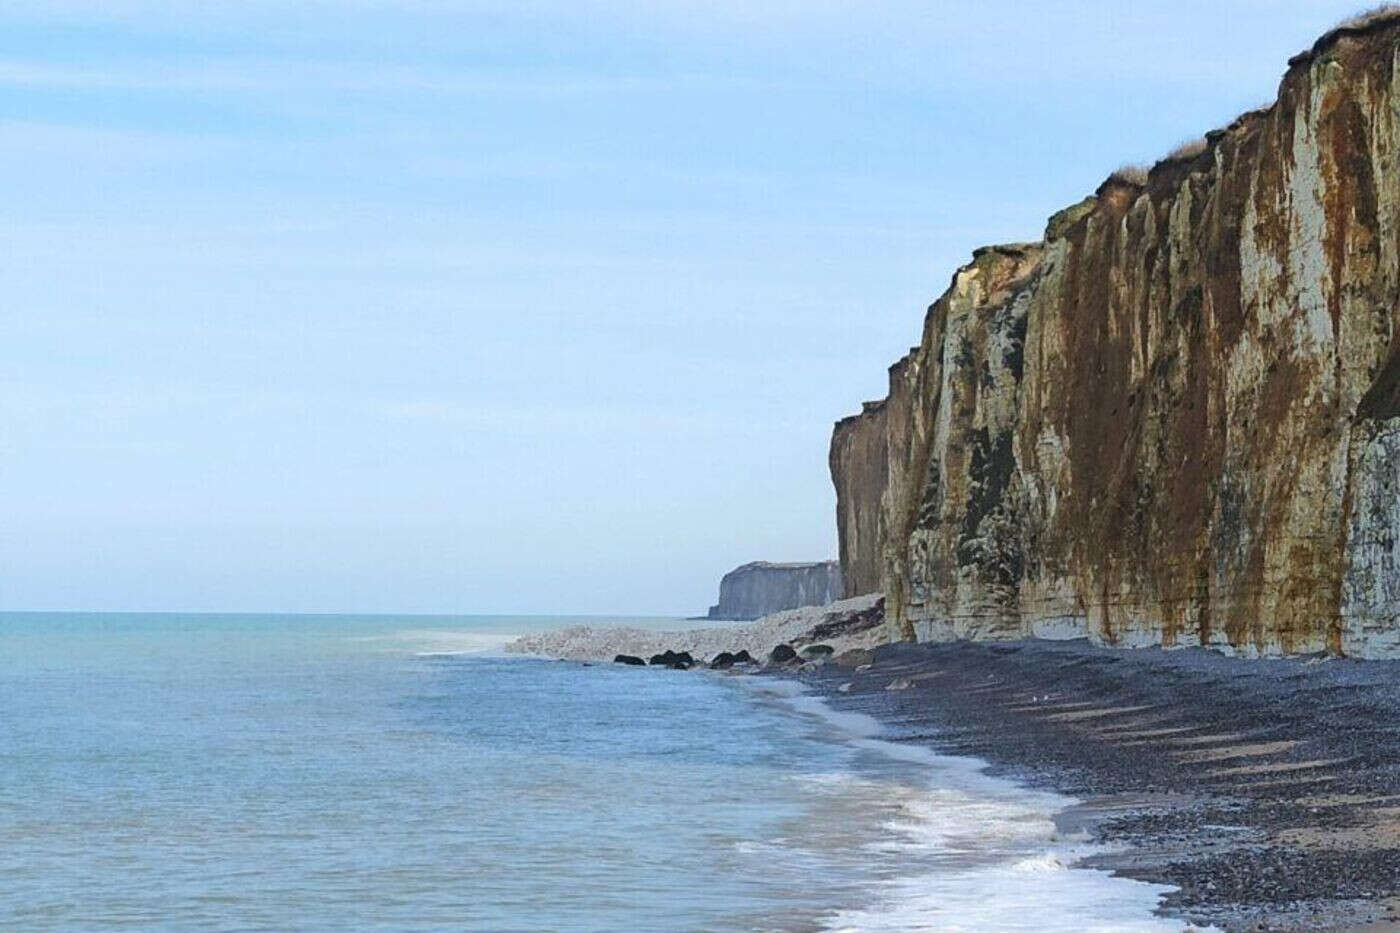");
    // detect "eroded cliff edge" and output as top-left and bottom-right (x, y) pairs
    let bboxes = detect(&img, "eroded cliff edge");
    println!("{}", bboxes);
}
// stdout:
(831, 15), (1400, 657)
